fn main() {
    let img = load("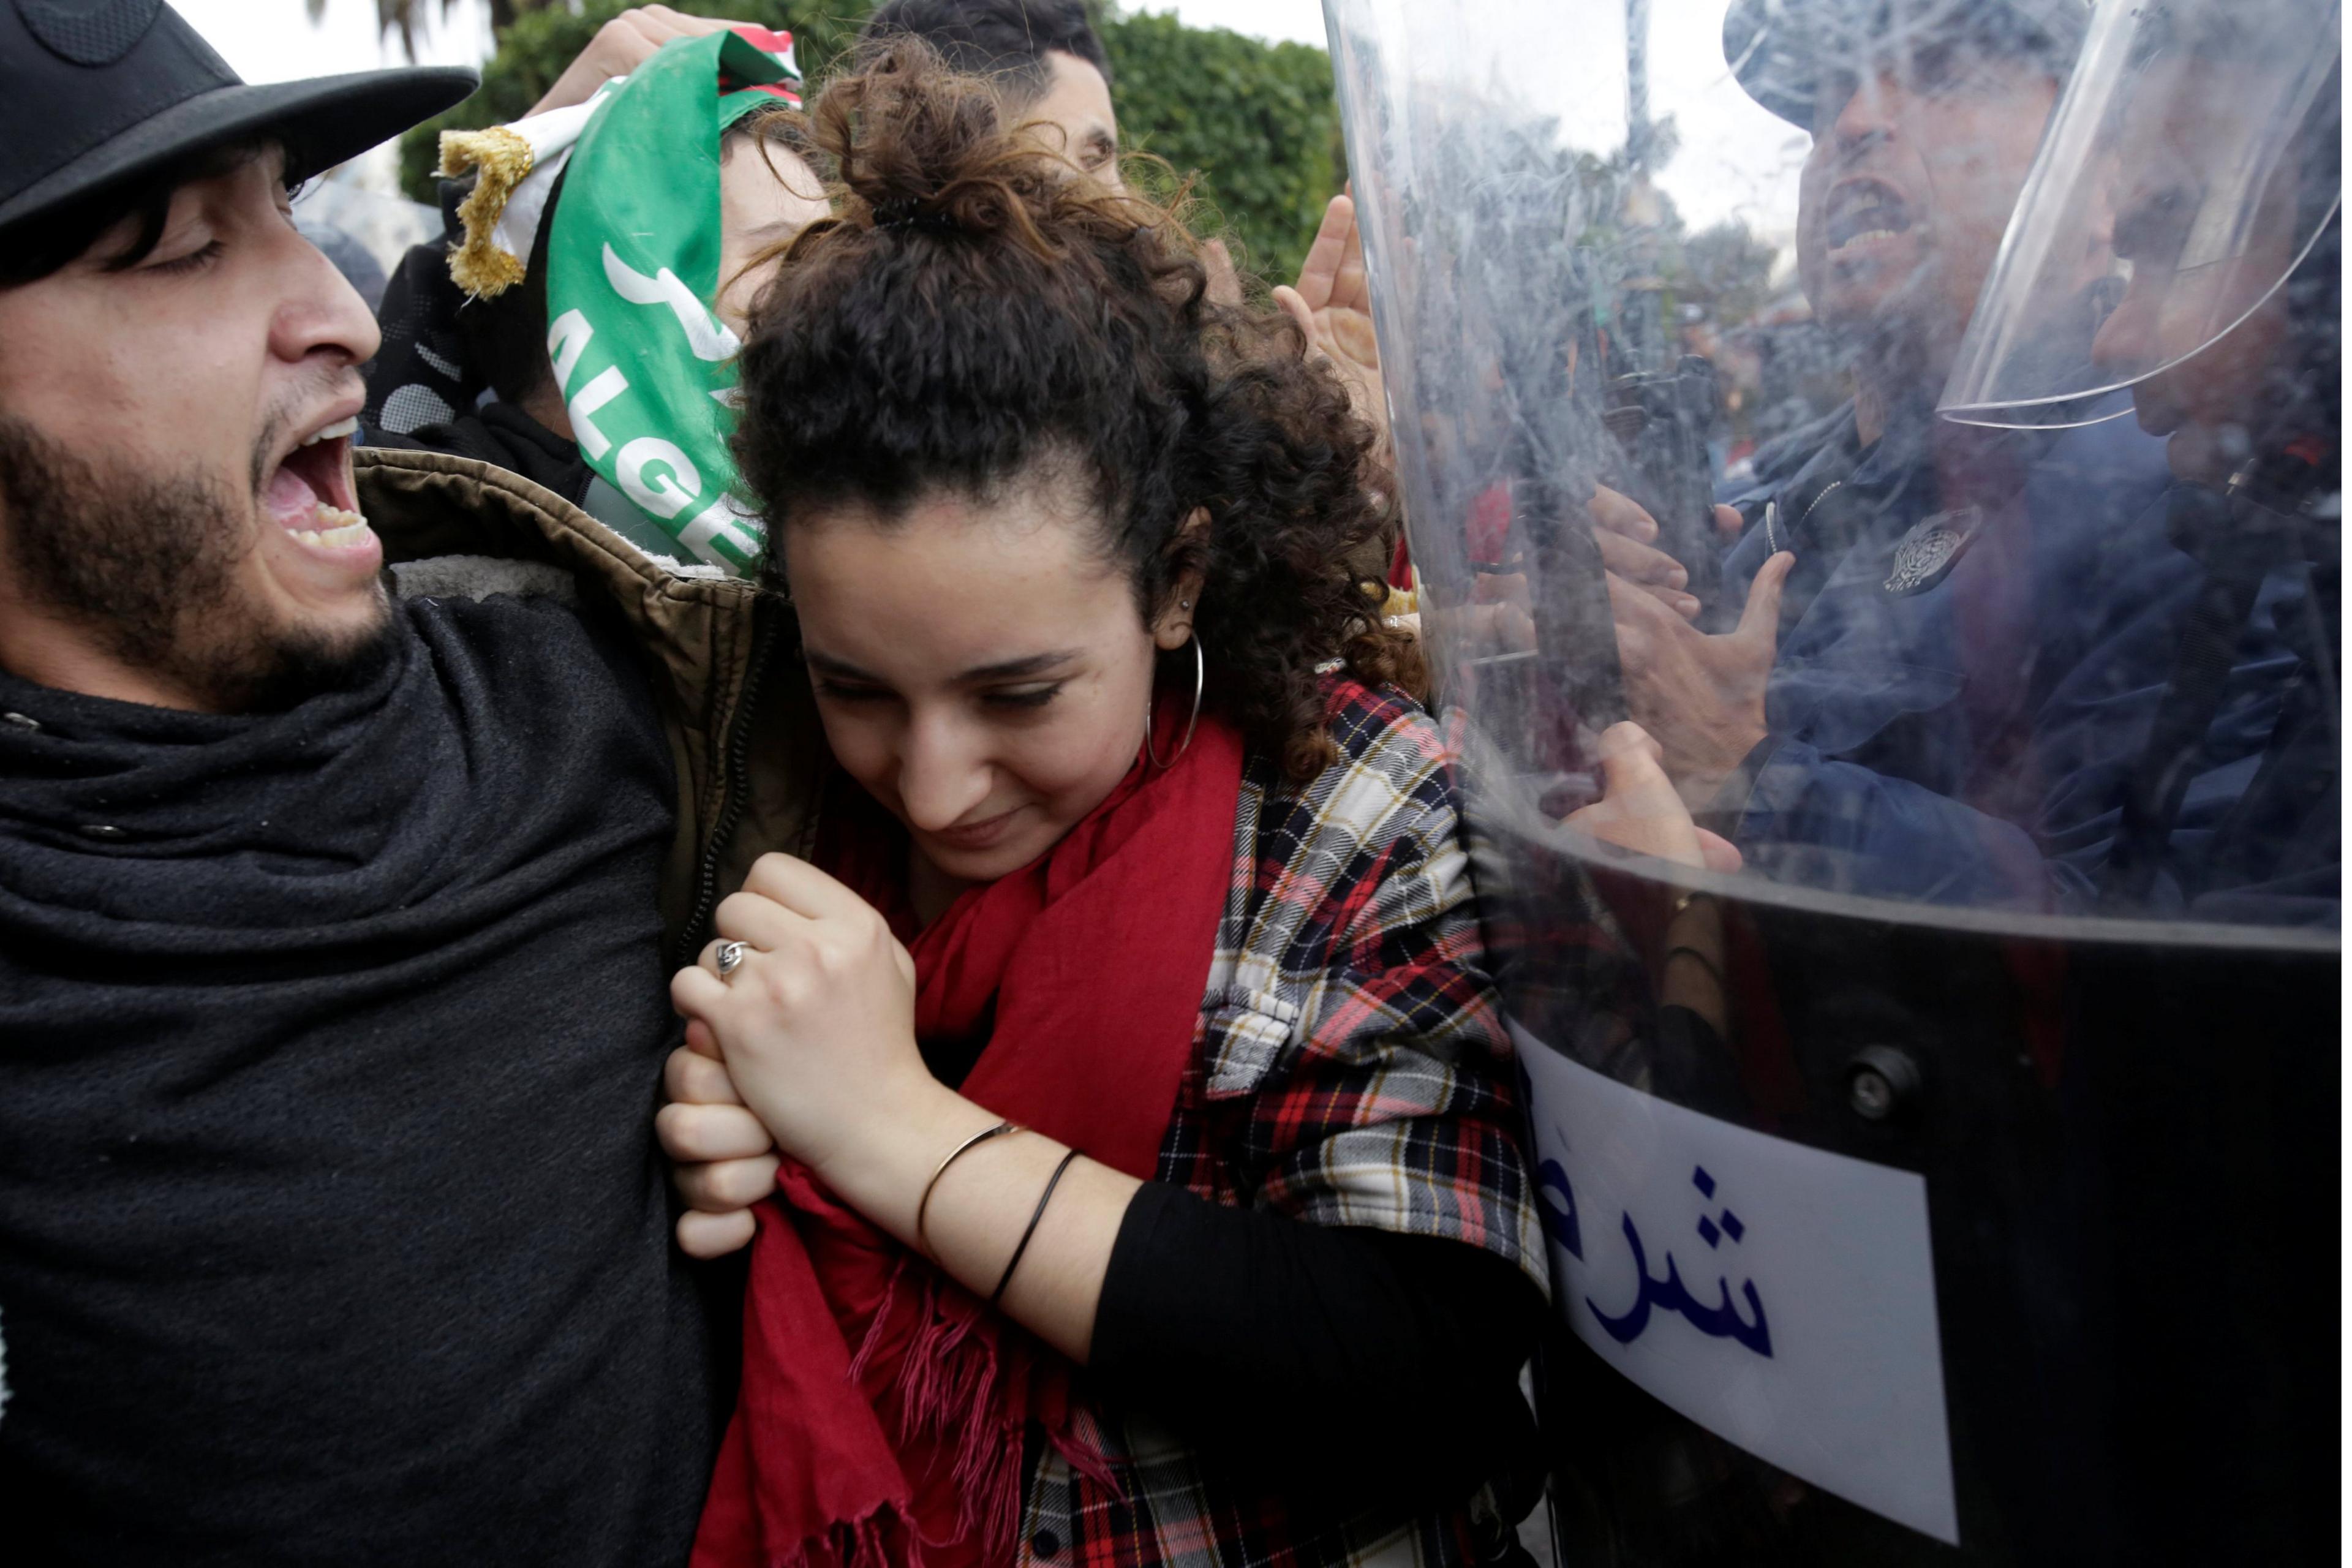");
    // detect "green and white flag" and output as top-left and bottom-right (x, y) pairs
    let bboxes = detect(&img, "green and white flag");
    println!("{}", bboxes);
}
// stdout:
(440, 29), (802, 576)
